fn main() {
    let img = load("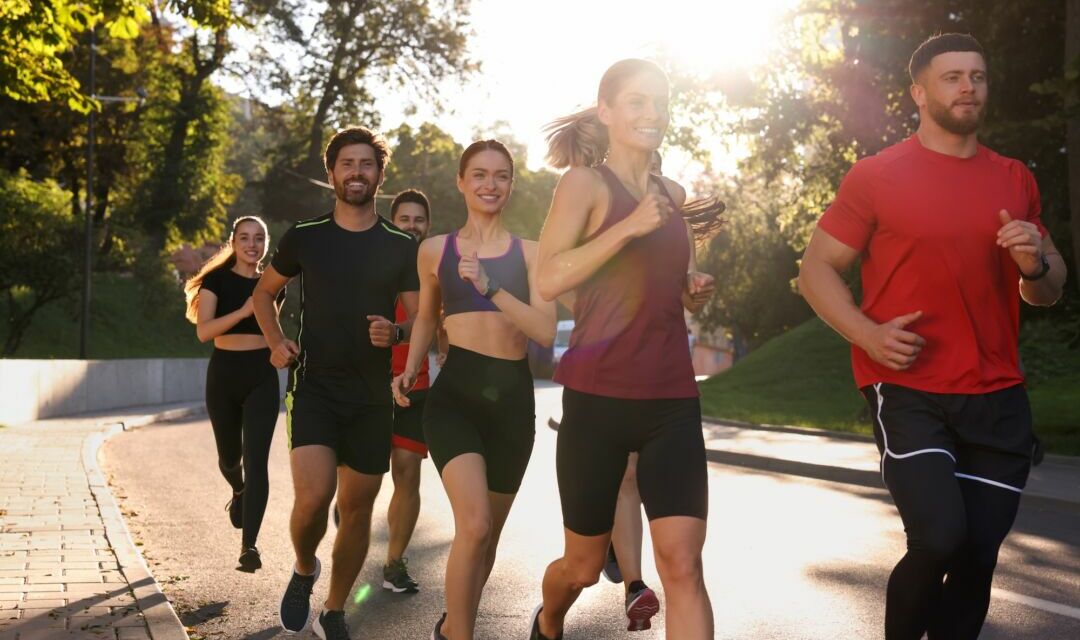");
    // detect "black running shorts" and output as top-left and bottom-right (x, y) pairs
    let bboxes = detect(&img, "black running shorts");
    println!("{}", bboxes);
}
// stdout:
(286, 376), (393, 475)
(423, 345), (535, 494)
(861, 382), (1035, 492)
(557, 388), (708, 536)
